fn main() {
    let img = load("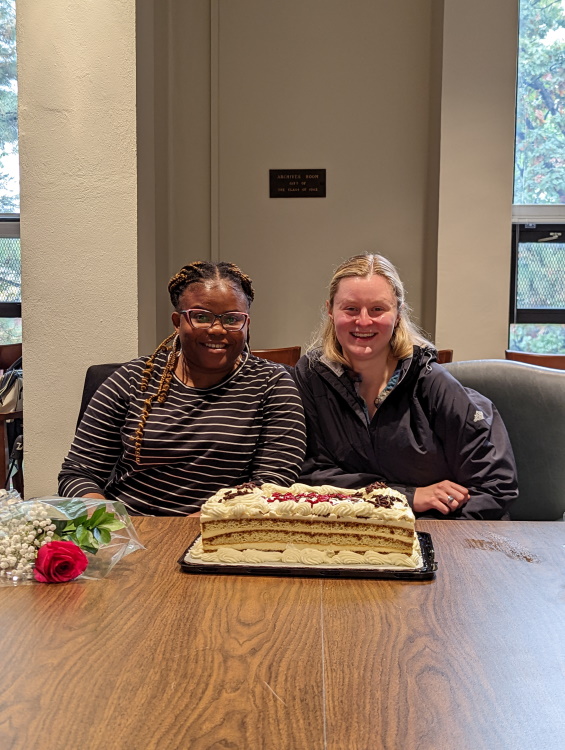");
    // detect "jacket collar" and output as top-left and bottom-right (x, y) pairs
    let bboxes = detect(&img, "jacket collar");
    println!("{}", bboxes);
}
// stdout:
(320, 353), (344, 377)
(312, 344), (437, 413)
